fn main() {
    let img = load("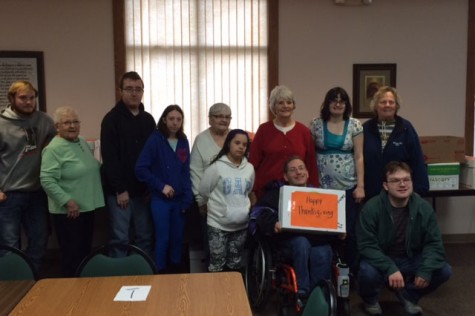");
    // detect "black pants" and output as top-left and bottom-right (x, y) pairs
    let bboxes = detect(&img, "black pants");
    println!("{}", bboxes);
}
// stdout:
(52, 211), (95, 277)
